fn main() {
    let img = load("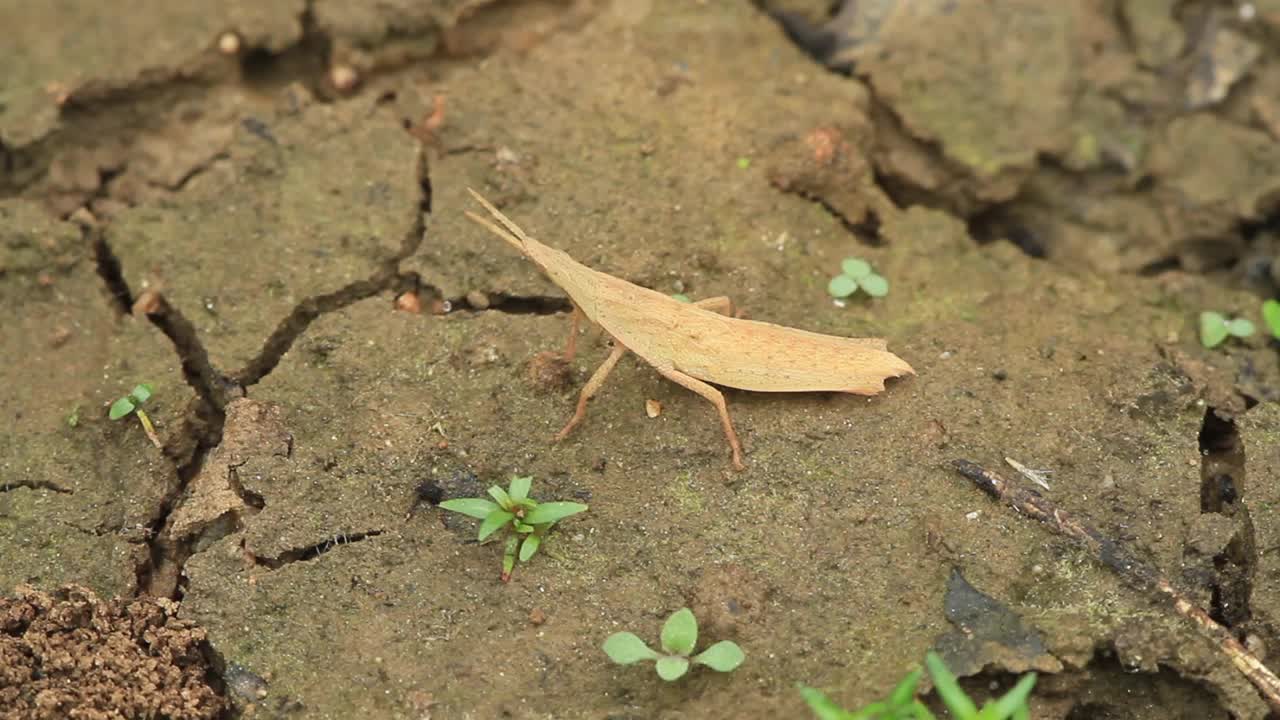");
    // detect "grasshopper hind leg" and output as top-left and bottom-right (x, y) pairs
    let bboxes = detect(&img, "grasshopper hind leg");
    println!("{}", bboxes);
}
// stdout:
(656, 366), (746, 471)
